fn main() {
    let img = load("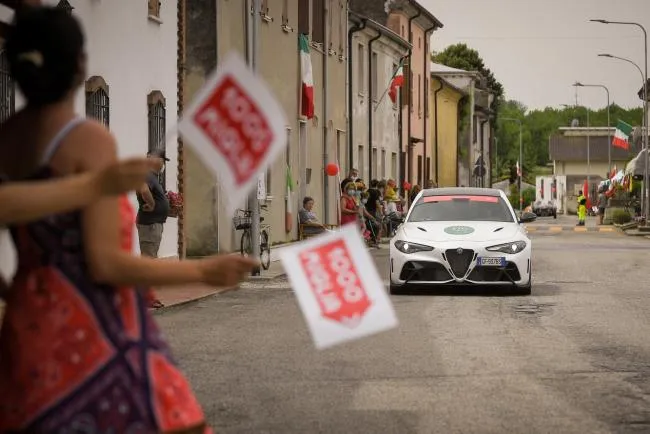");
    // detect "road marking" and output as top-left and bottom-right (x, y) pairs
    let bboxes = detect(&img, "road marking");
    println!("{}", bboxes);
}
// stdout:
(549, 227), (562, 232)
(526, 227), (537, 232)
(598, 227), (614, 232)
(573, 227), (588, 232)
